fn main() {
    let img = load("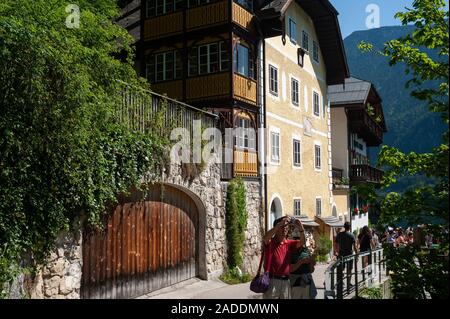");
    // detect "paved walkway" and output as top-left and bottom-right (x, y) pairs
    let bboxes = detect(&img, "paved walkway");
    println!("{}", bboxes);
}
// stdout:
(138, 263), (330, 299)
